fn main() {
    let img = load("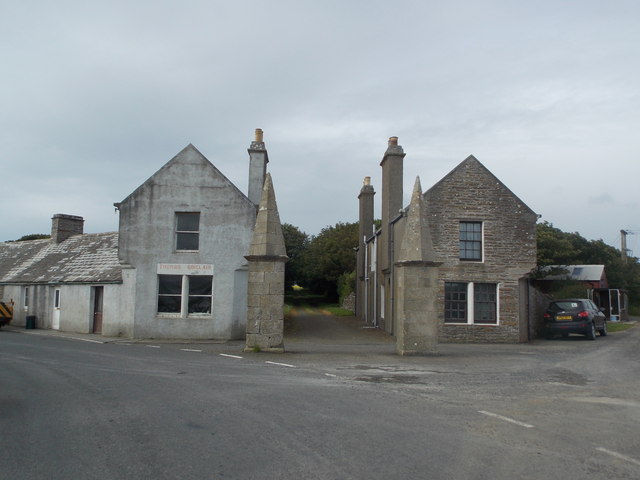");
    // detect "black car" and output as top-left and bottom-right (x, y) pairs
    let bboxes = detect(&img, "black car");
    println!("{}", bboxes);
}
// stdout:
(543, 298), (607, 340)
